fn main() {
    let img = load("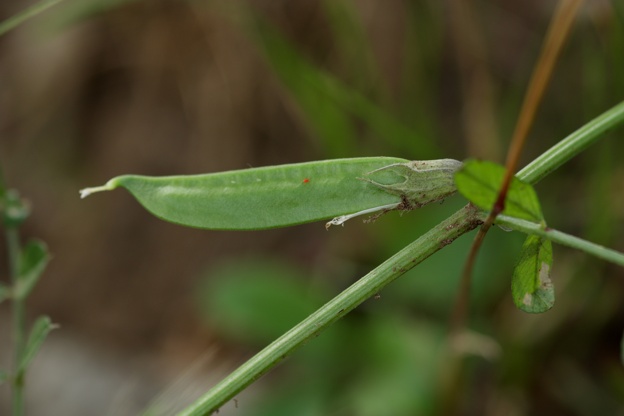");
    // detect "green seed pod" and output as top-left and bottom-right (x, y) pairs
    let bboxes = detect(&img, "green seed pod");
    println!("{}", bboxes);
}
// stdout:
(80, 158), (462, 230)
